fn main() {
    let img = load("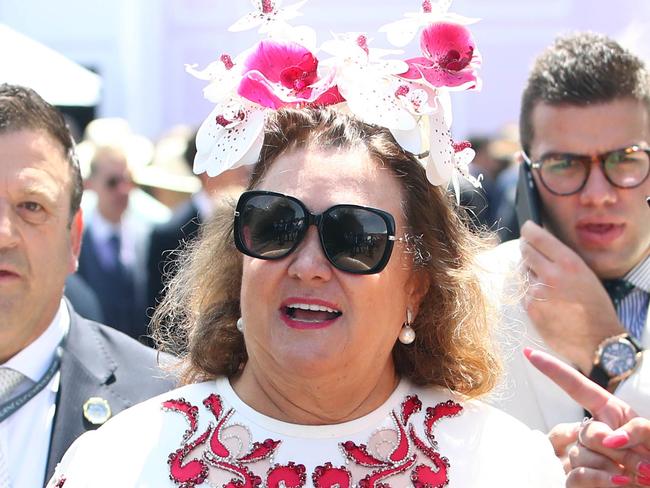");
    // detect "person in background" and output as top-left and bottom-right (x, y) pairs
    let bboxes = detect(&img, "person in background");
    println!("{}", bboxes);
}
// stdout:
(484, 32), (650, 451)
(466, 129), (520, 241)
(0, 83), (175, 488)
(76, 118), (171, 226)
(77, 141), (151, 341)
(146, 128), (250, 316)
